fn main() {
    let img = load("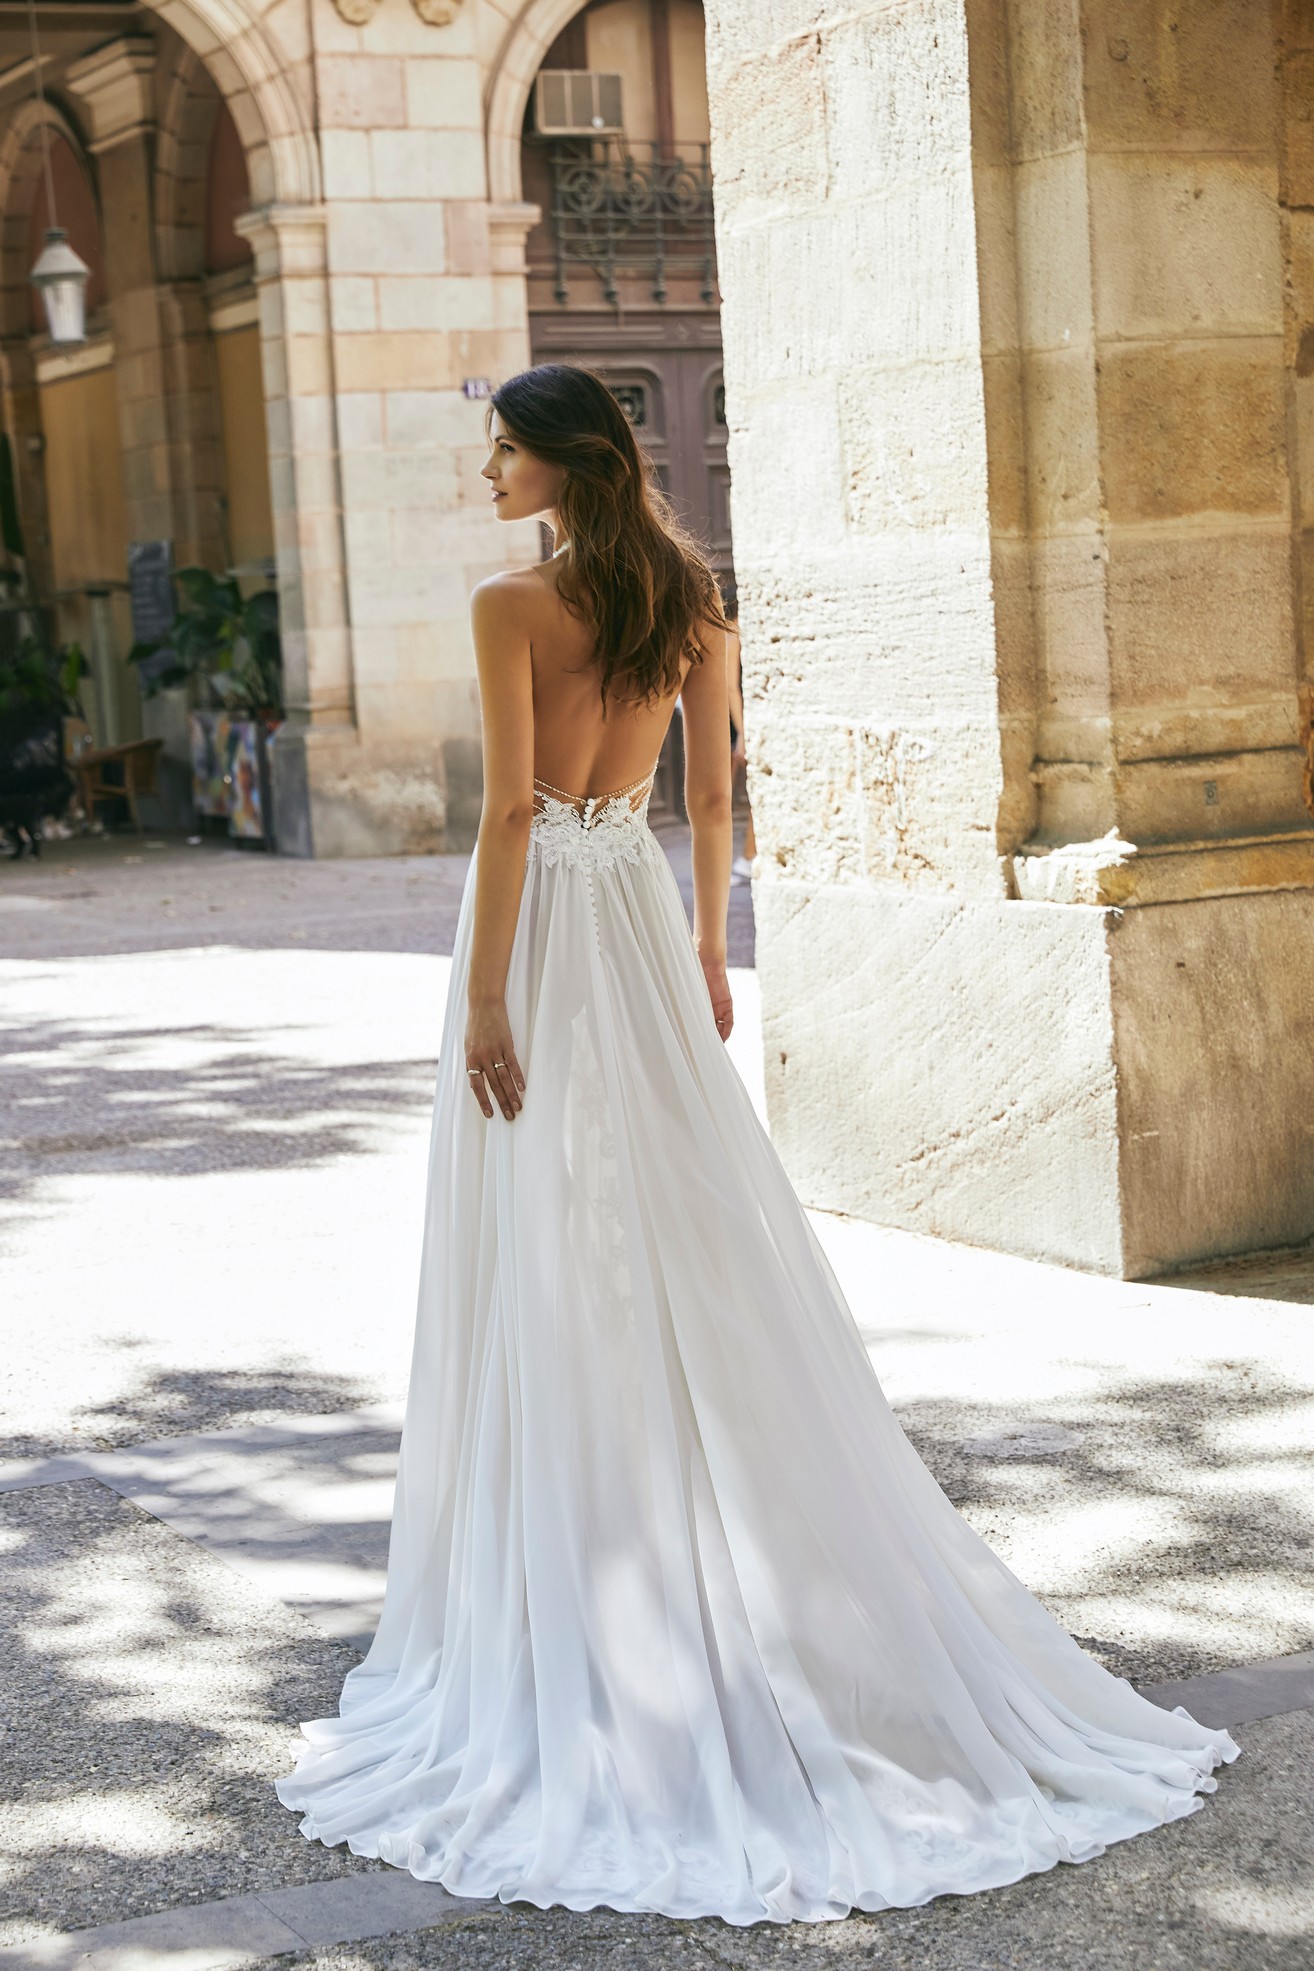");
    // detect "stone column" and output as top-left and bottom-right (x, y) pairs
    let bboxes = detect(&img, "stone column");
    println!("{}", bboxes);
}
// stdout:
(233, 201), (356, 857)
(705, 0), (1314, 1276)
(301, 2), (539, 853)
